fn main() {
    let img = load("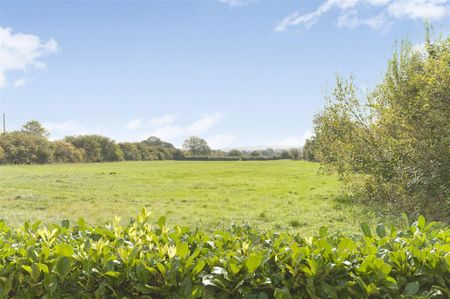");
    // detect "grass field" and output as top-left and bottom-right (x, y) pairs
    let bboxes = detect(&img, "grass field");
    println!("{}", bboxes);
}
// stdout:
(0, 160), (391, 235)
